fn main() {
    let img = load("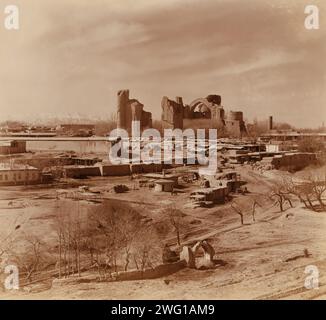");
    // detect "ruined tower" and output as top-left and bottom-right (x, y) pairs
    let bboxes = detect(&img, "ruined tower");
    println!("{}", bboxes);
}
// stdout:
(268, 116), (273, 131)
(117, 89), (130, 129)
(116, 90), (152, 133)
(225, 111), (247, 137)
(161, 96), (184, 129)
